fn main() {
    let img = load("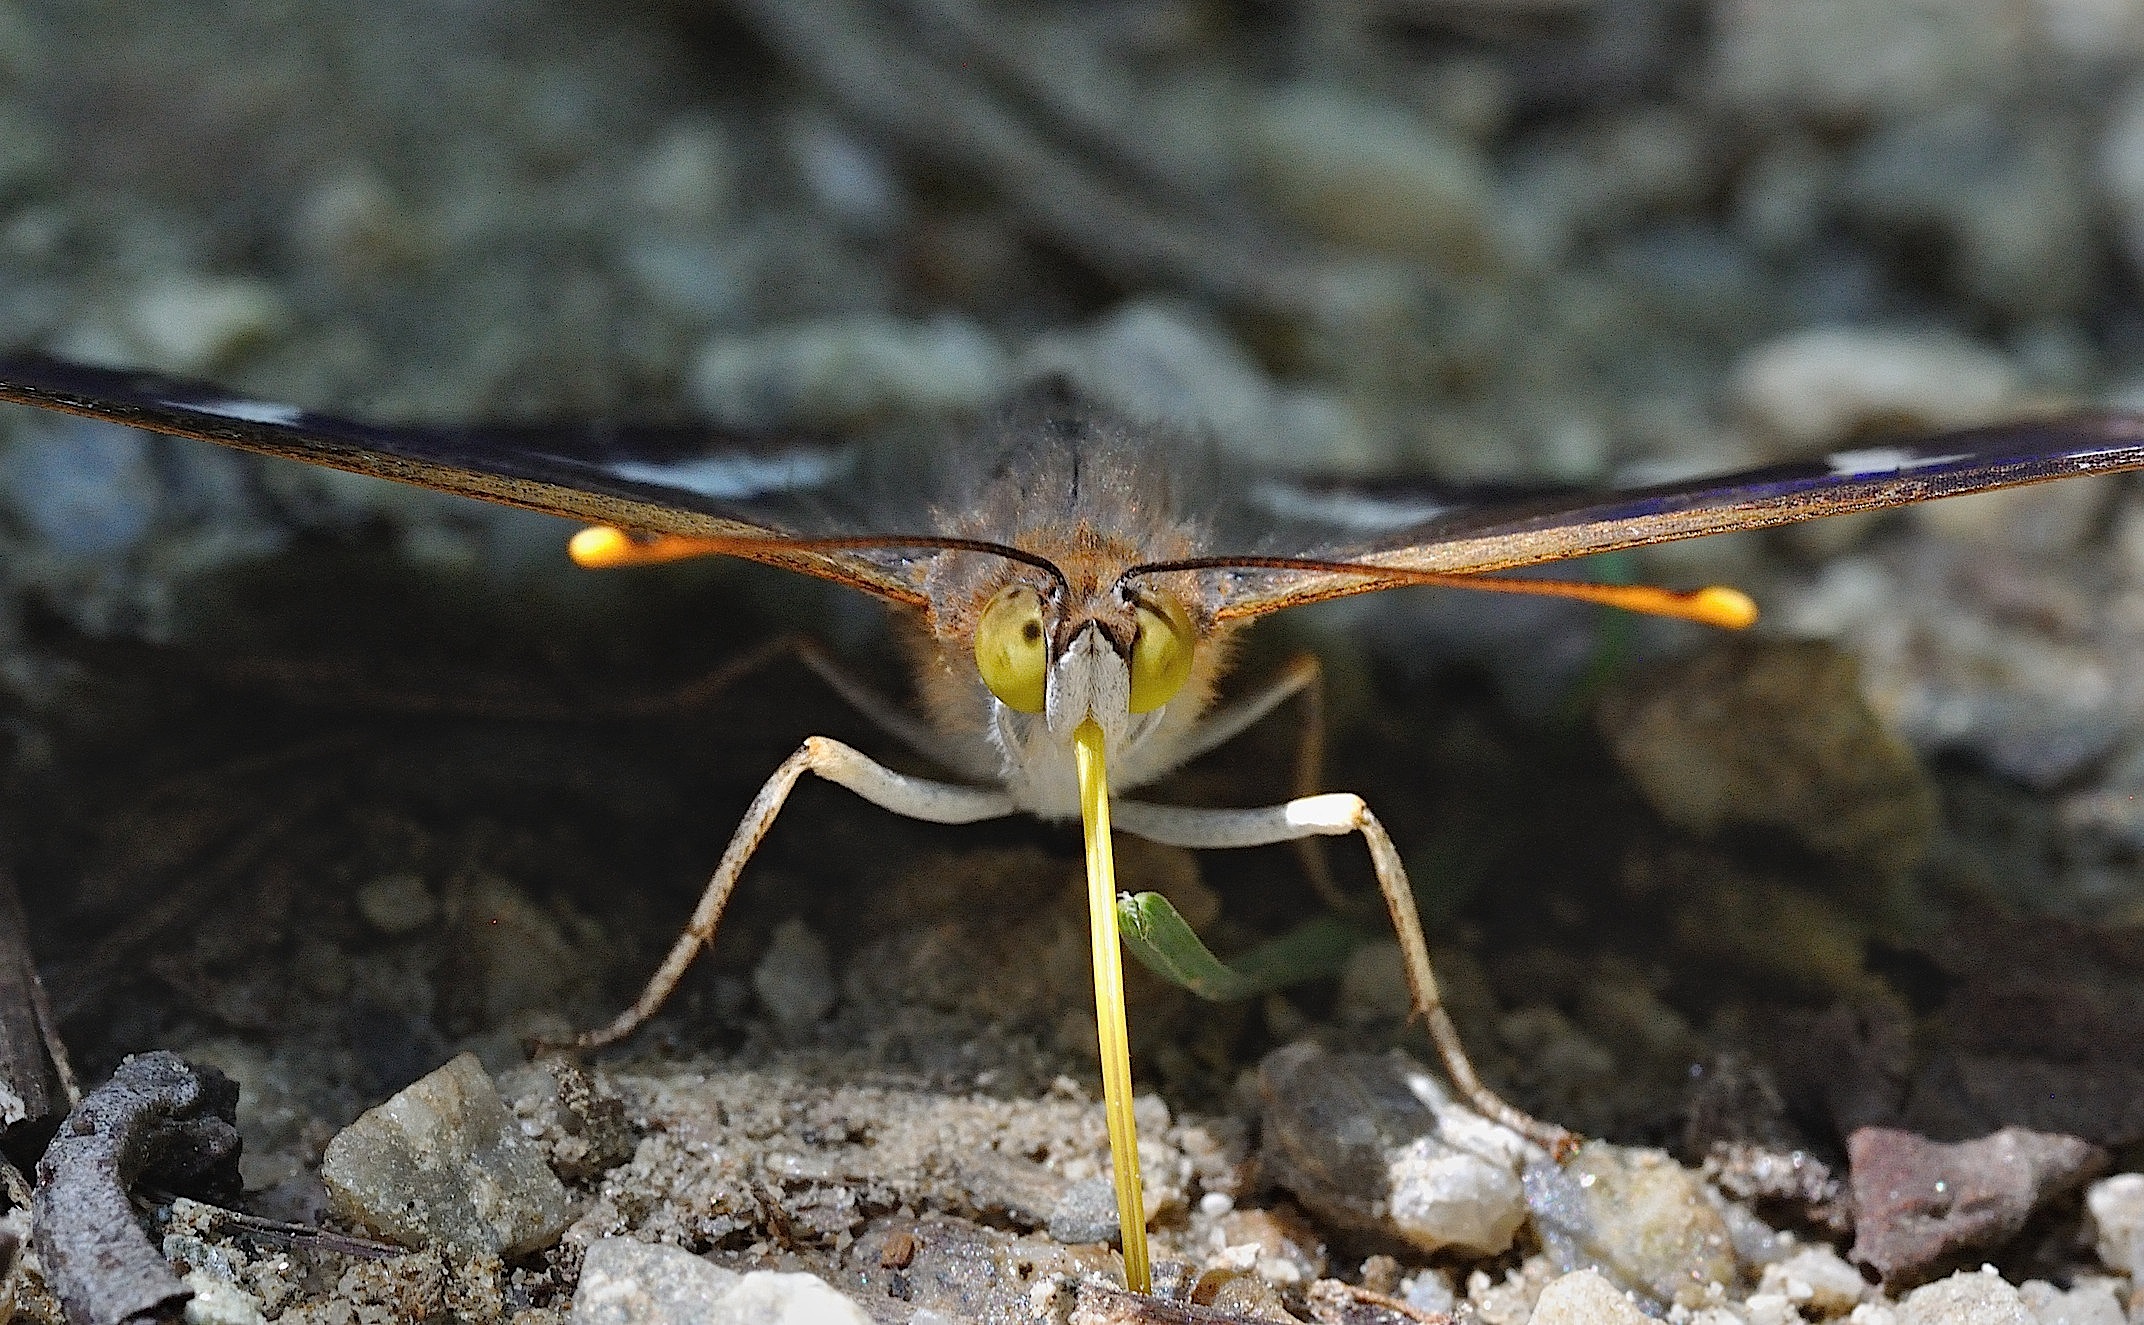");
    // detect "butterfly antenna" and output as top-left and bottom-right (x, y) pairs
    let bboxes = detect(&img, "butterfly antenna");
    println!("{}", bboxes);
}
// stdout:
(569, 527), (728, 567)
(1410, 574), (1758, 628)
